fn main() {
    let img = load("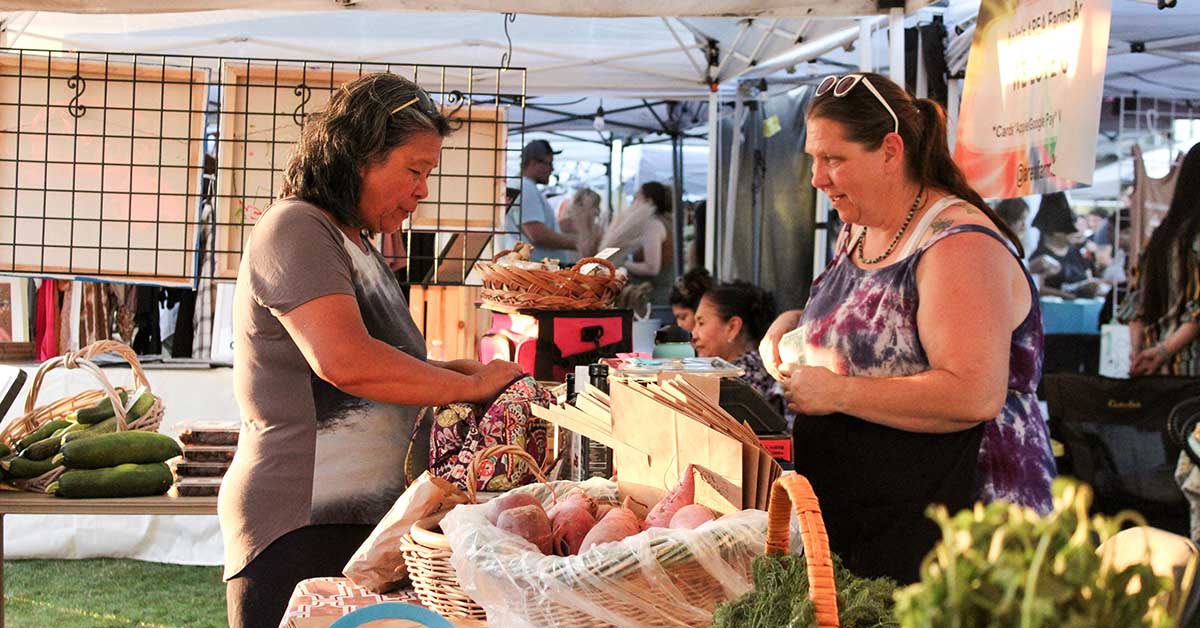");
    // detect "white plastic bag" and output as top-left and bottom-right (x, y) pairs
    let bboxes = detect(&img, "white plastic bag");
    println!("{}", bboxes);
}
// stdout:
(441, 477), (768, 628)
